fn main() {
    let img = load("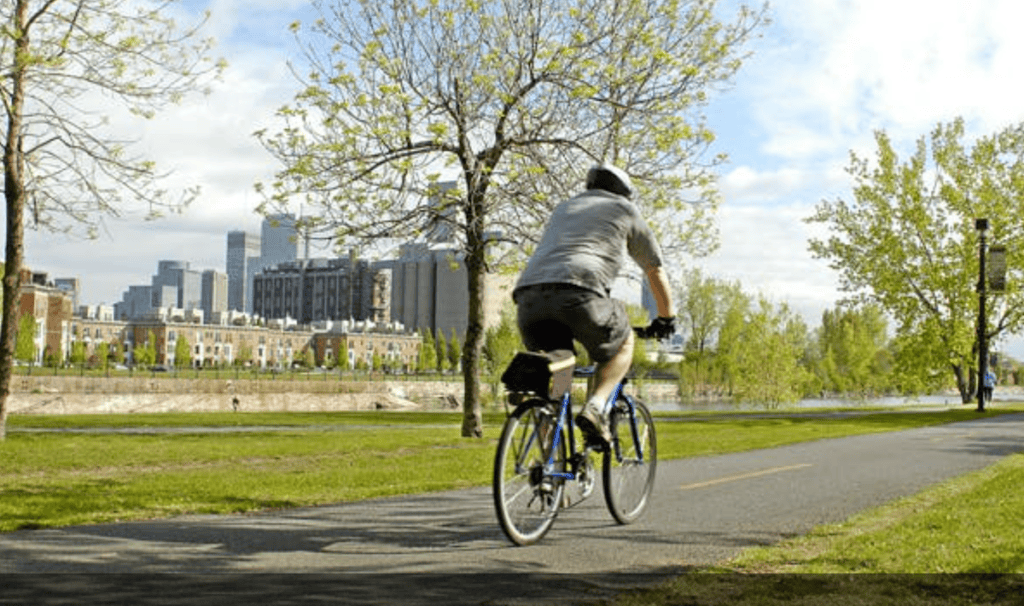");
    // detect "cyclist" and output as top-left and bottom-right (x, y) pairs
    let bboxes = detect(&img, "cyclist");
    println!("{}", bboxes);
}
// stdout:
(512, 163), (676, 446)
